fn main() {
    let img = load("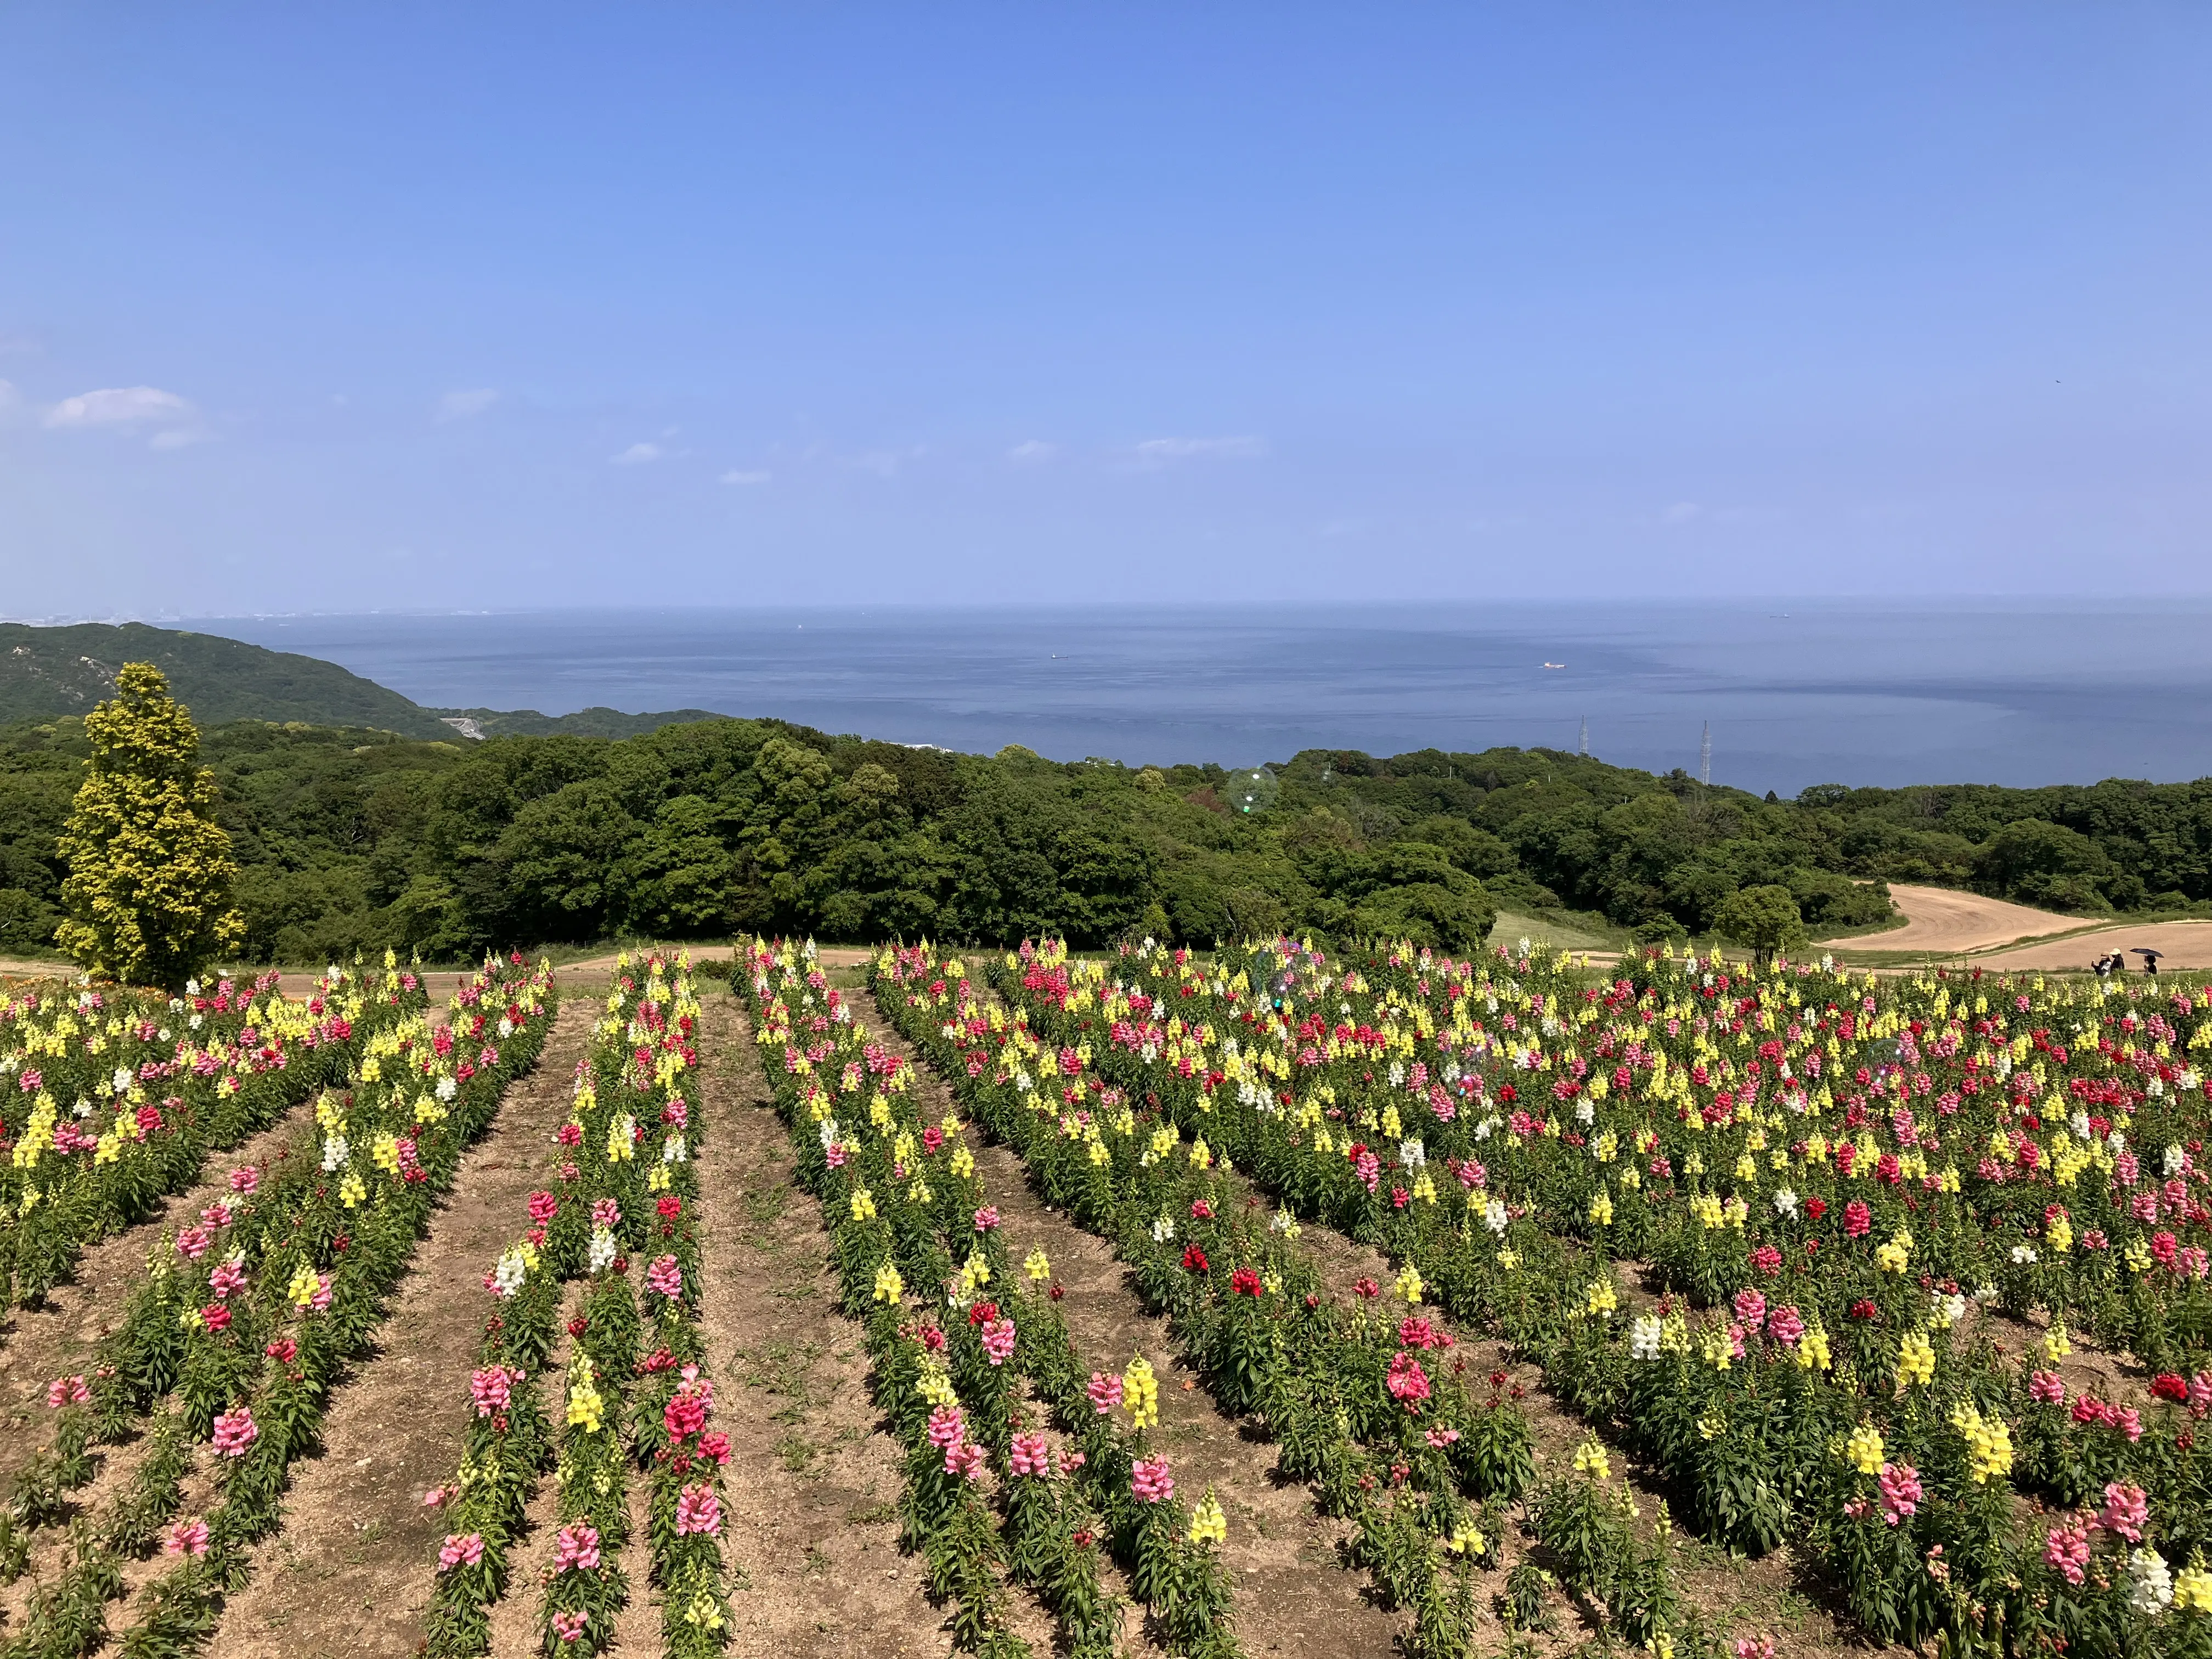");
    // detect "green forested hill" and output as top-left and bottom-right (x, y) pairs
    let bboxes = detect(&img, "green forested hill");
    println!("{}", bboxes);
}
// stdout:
(0, 622), (453, 737)
(0, 623), (717, 743)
